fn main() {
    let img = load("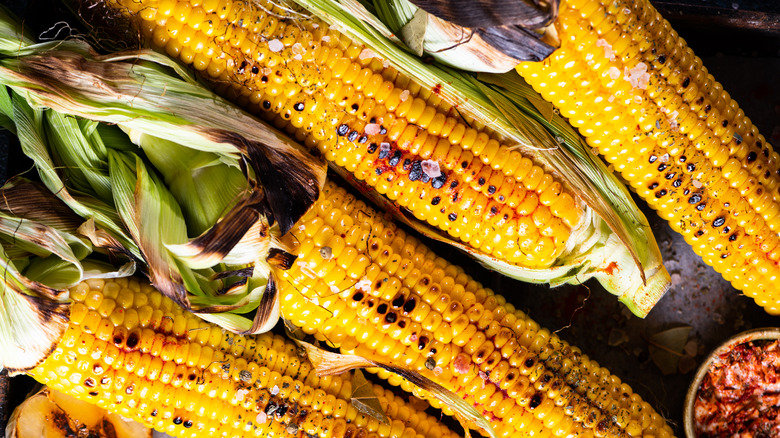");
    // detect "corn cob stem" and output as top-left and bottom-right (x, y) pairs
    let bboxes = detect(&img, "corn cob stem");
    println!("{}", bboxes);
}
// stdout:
(517, 0), (780, 313)
(28, 276), (460, 438)
(277, 180), (674, 438)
